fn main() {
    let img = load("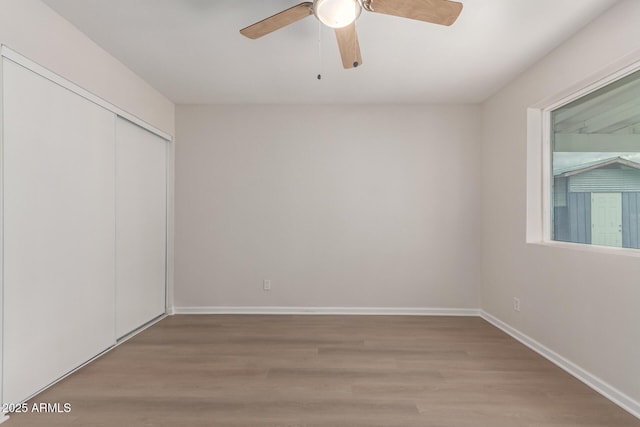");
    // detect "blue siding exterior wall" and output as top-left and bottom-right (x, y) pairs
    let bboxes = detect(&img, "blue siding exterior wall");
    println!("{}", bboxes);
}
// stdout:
(553, 164), (640, 249)
(554, 192), (591, 244)
(568, 168), (640, 192)
(622, 192), (640, 248)
(569, 192), (591, 244)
